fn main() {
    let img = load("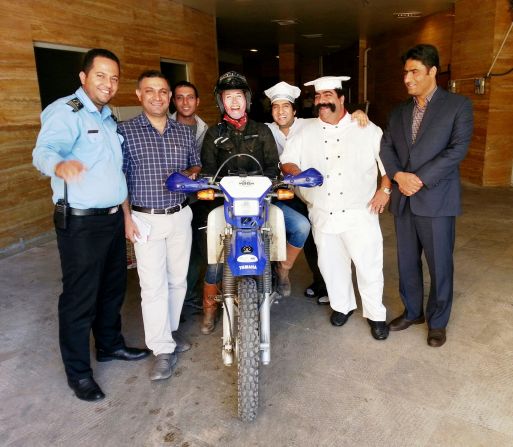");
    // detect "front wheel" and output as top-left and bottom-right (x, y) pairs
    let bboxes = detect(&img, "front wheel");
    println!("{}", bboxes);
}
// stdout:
(237, 277), (260, 422)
